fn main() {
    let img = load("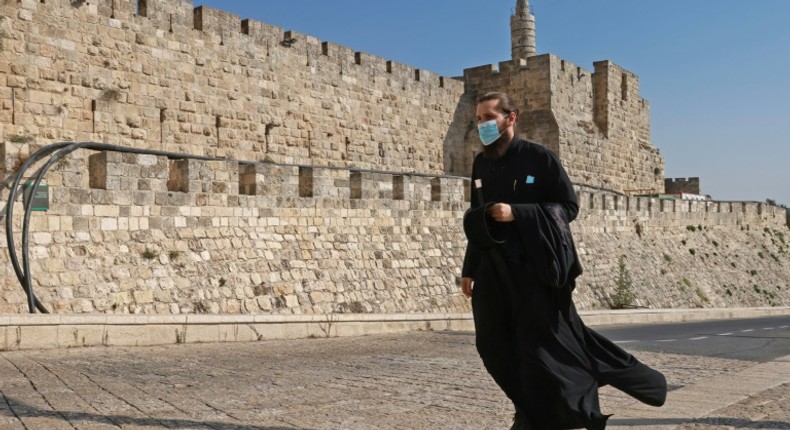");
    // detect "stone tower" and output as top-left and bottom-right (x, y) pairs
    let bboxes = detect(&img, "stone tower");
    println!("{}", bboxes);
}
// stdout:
(511, 0), (536, 60)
